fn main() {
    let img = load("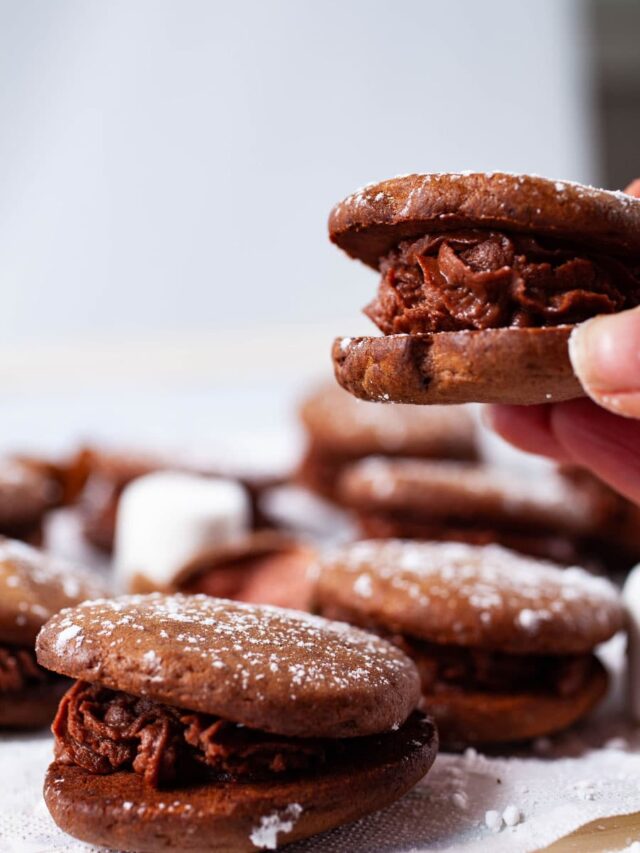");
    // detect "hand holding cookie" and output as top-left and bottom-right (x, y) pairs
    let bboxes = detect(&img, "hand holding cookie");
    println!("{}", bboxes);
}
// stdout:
(487, 178), (640, 504)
